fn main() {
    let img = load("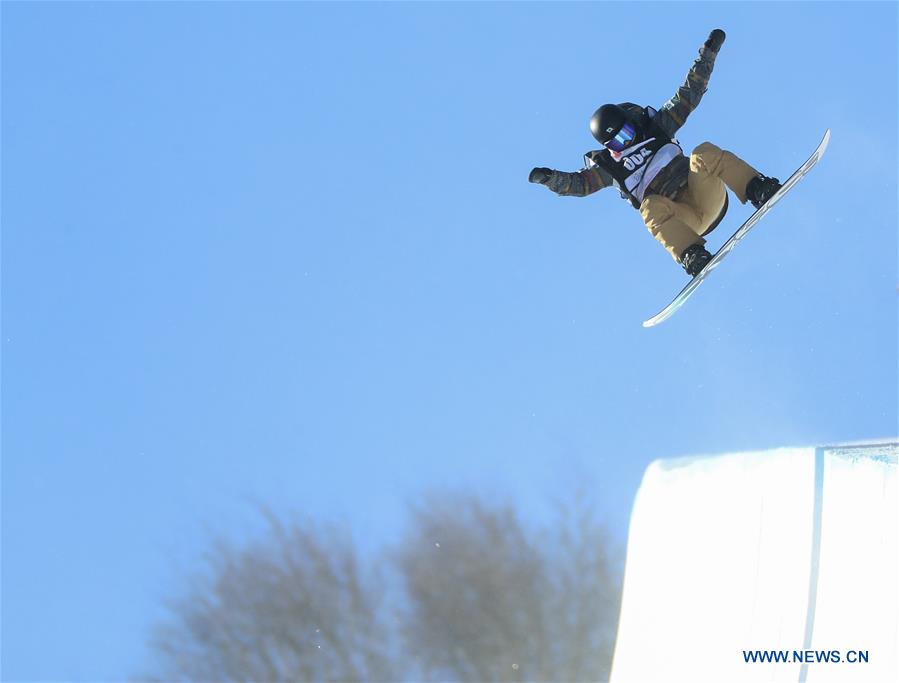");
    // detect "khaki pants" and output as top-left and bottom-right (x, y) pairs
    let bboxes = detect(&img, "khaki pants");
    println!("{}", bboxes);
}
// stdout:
(640, 142), (760, 262)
